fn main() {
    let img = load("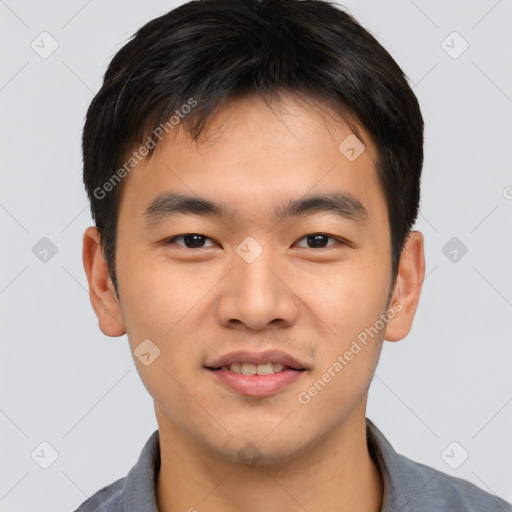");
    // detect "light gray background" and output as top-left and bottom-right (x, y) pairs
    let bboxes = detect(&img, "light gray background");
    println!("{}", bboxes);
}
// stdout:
(1, 0), (511, 510)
